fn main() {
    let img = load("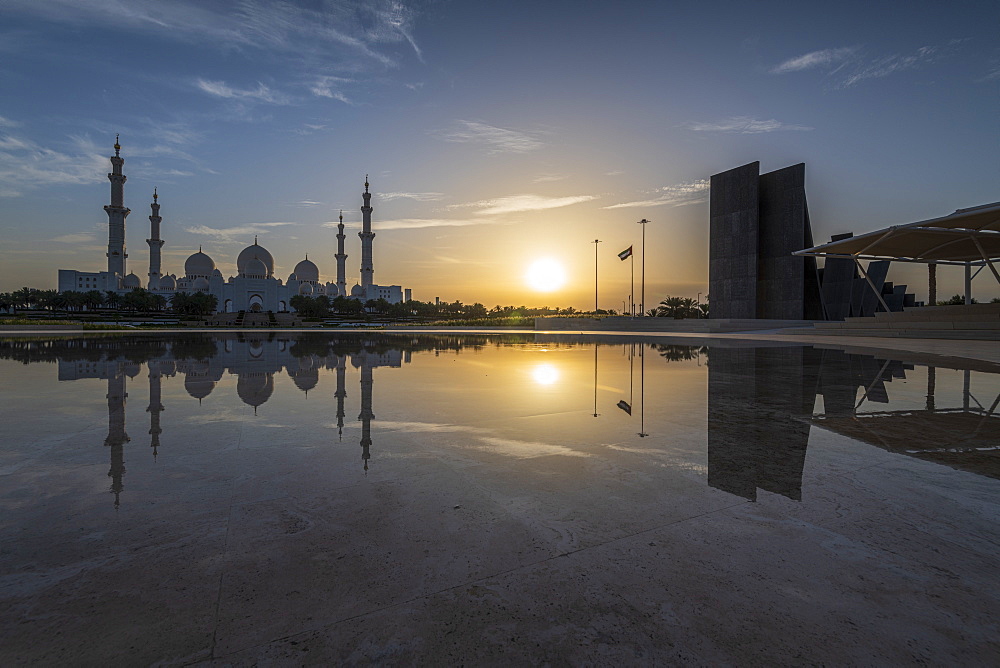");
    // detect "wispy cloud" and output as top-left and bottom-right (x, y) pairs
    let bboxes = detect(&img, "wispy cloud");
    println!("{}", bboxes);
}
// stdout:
(532, 173), (567, 183)
(454, 194), (597, 216)
(52, 233), (97, 244)
(838, 45), (941, 87)
(770, 47), (858, 74)
(196, 79), (290, 104)
(603, 179), (709, 210)
(683, 117), (813, 133)
(324, 218), (490, 230)
(0, 133), (108, 196)
(379, 191), (445, 202)
(185, 221), (296, 242)
(288, 200), (324, 208)
(309, 75), (353, 103)
(432, 121), (544, 154)
(0, 115), (22, 128)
